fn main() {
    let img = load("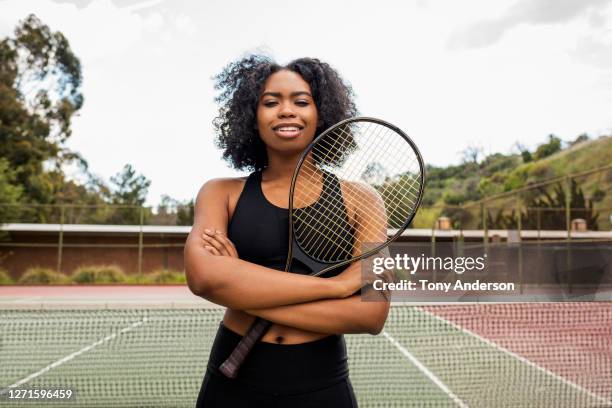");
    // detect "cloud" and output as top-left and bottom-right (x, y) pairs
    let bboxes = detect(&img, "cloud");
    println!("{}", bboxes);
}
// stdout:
(569, 32), (612, 68)
(48, 0), (95, 9)
(49, 0), (162, 10)
(448, 0), (612, 49)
